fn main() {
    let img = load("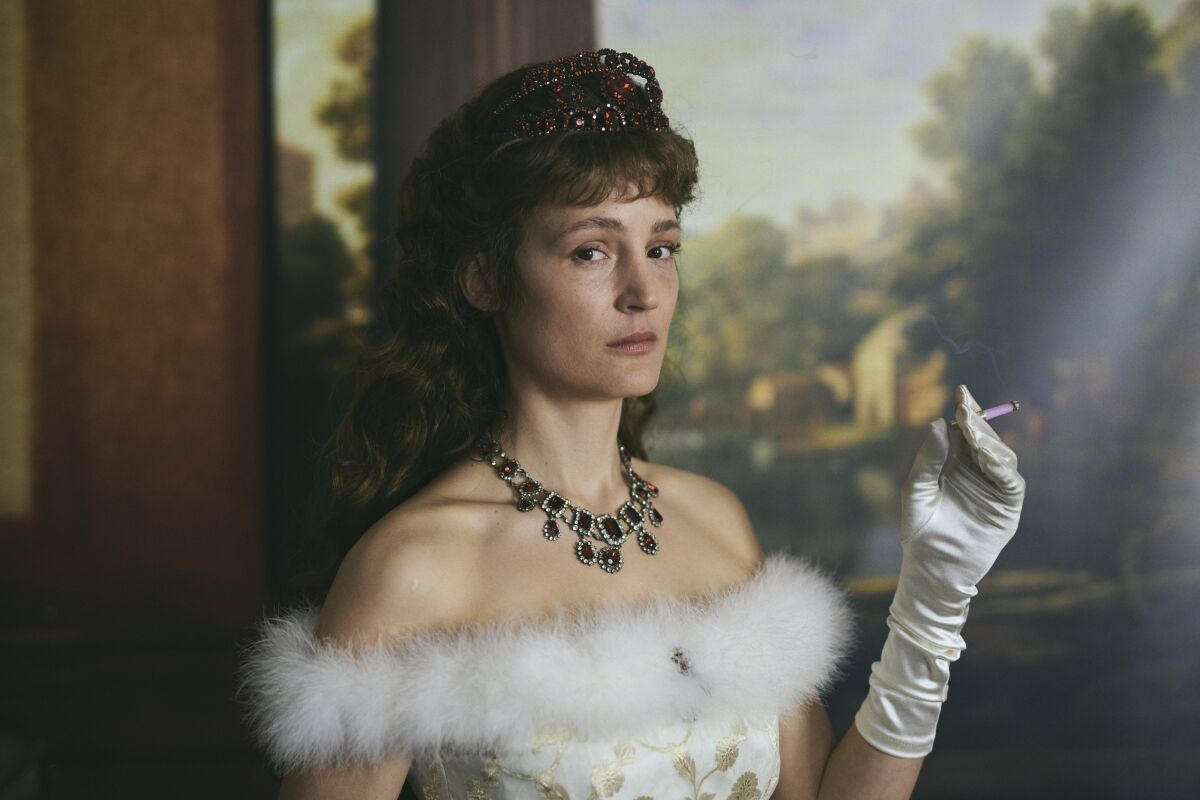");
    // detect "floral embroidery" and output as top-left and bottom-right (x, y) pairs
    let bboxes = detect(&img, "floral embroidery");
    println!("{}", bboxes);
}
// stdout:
(724, 767), (763, 800)
(418, 755), (447, 800)
(587, 737), (638, 799)
(417, 716), (779, 798)
(464, 779), (495, 800)
(762, 718), (781, 798)
(728, 771), (762, 800)
(713, 735), (742, 772)
(533, 775), (571, 800)
(589, 760), (624, 797)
